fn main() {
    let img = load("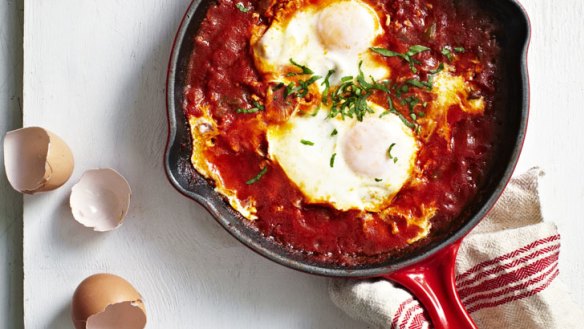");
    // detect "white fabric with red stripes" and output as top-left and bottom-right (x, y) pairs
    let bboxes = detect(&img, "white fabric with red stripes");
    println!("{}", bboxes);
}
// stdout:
(329, 169), (584, 328)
